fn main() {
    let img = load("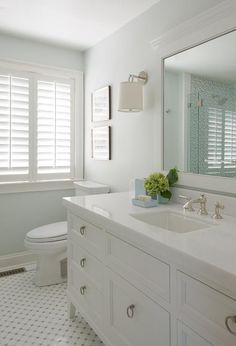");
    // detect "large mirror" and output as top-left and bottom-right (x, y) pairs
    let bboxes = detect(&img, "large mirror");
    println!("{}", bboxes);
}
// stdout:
(163, 30), (236, 178)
